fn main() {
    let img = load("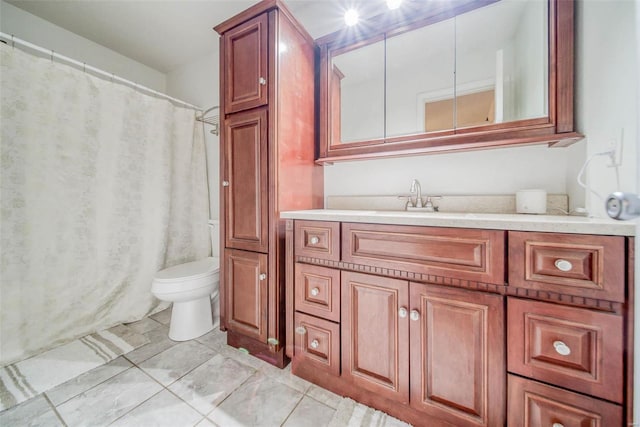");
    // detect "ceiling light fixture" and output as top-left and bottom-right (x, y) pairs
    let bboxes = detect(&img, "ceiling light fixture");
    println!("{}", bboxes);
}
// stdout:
(344, 8), (359, 26)
(386, 0), (402, 10)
